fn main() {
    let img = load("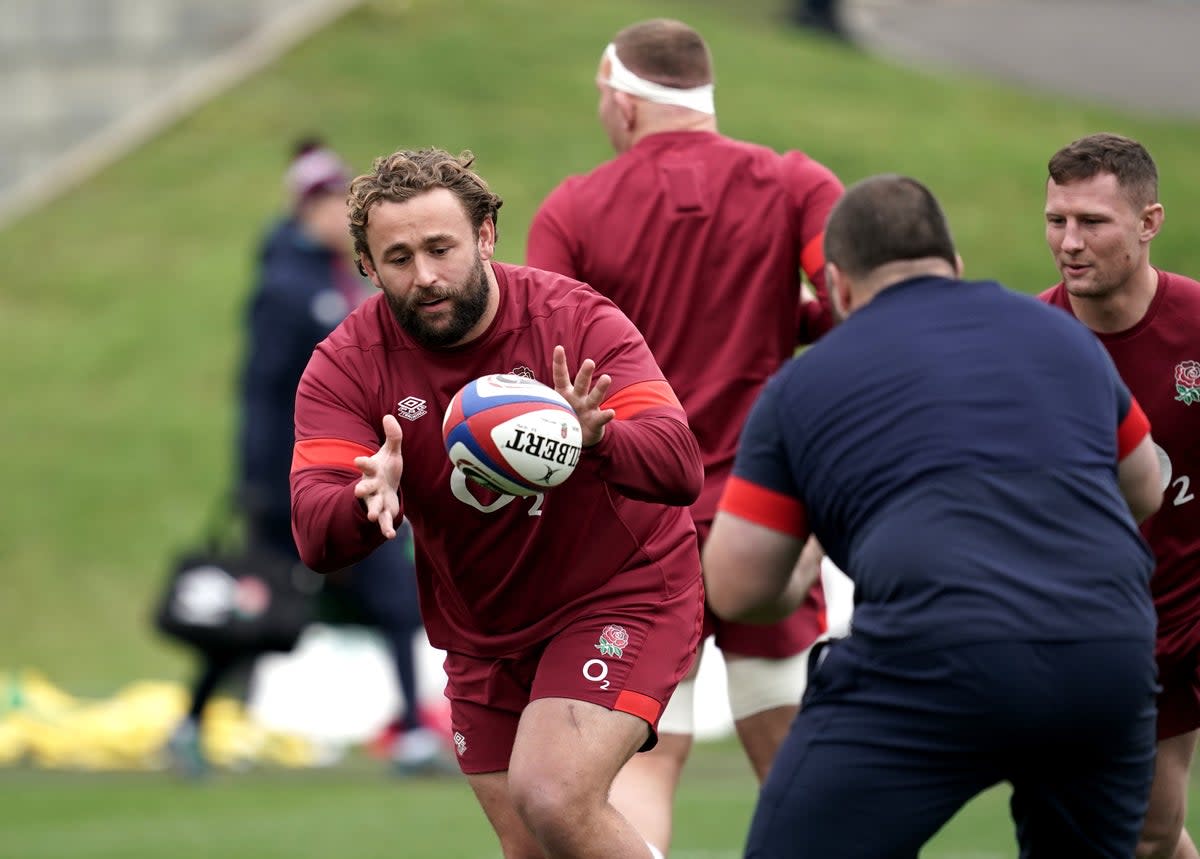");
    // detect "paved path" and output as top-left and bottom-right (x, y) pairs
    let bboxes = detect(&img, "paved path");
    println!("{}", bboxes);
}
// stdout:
(845, 0), (1200, 120)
